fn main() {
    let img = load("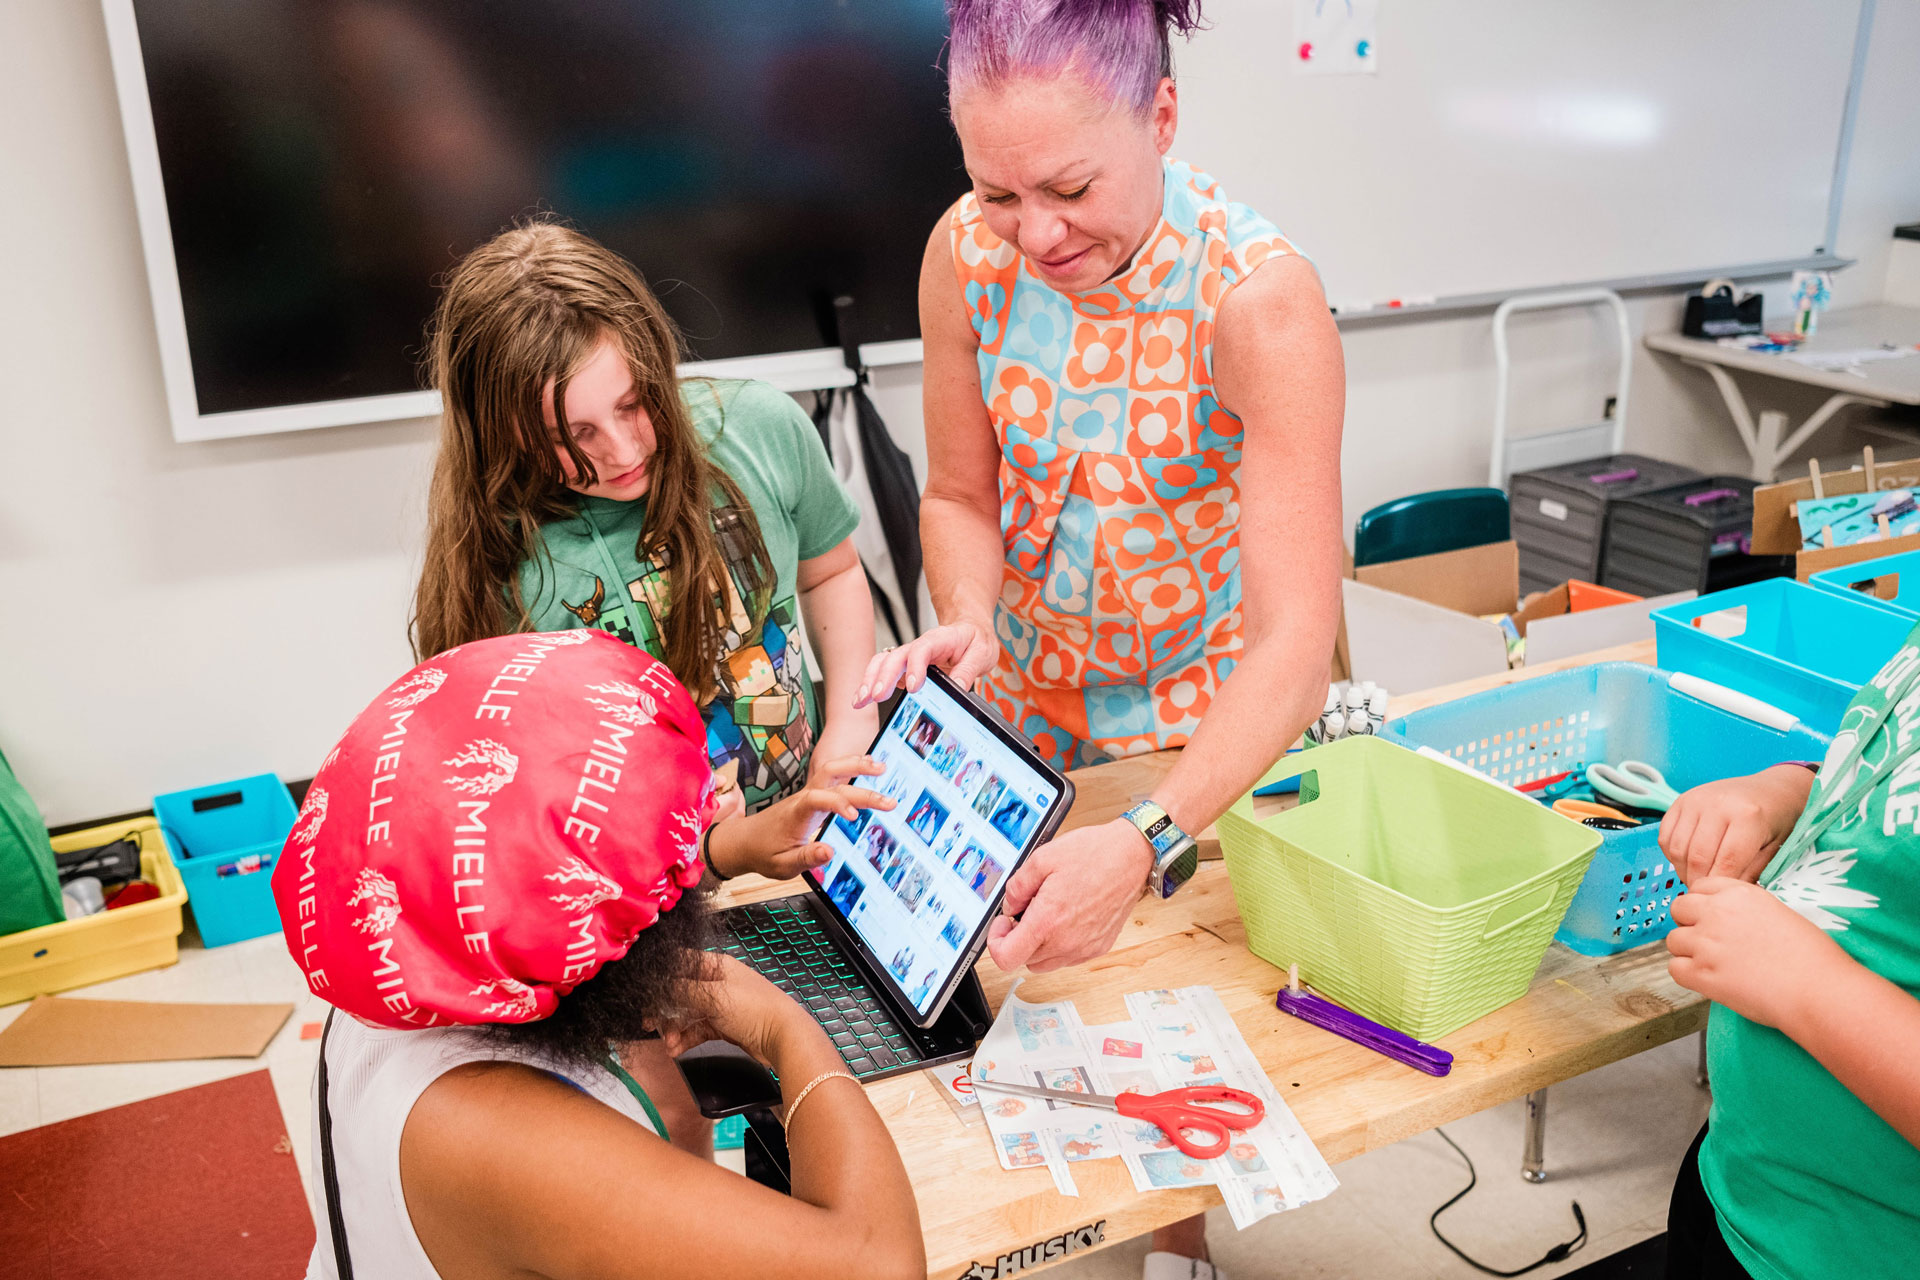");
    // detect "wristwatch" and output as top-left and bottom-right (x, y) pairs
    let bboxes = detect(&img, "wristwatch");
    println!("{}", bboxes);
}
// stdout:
(1122, 800), (1199, 899)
